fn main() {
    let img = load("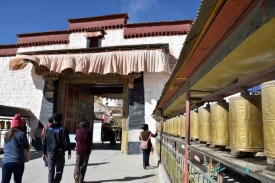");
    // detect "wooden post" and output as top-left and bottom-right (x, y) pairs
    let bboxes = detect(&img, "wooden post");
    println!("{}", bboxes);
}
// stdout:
(160, 108), (163, 163)
(184, 81), (190, 183)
